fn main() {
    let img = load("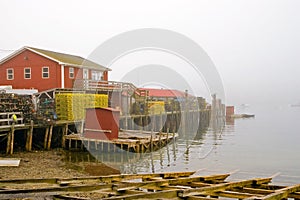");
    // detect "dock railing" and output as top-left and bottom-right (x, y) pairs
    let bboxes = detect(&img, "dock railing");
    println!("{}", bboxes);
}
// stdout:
(0, 112), (25, 128)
